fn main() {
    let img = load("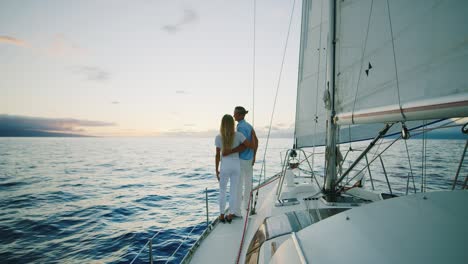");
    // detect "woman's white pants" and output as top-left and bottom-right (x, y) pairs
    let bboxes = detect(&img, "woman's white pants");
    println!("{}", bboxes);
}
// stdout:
(219, 158), (240, 215)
